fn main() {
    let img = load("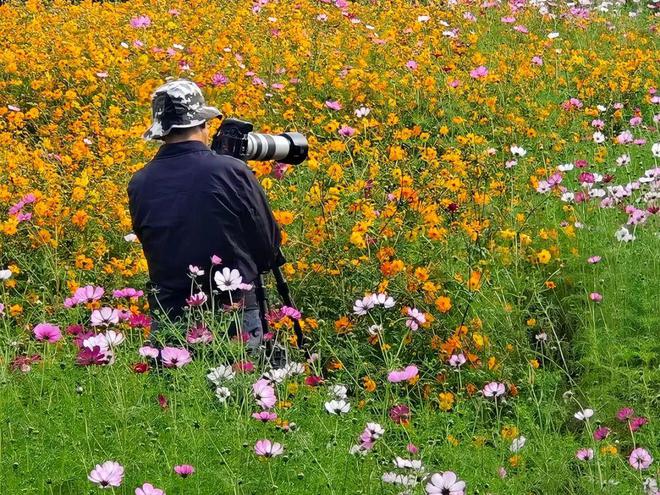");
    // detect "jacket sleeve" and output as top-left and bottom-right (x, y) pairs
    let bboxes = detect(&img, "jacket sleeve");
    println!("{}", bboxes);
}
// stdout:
(229, 162), (286, 273)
